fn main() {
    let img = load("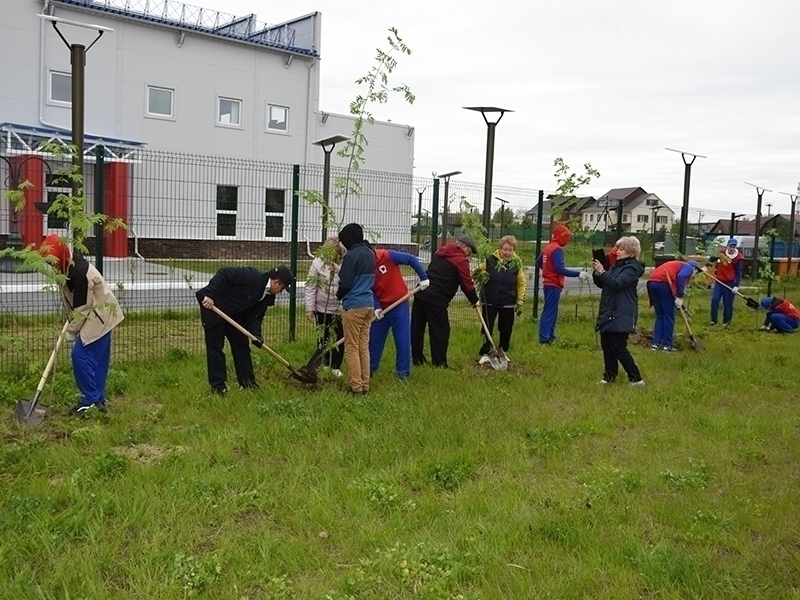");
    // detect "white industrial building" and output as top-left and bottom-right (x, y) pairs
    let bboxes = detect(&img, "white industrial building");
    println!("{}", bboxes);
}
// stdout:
(0, 0), (416, 257)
